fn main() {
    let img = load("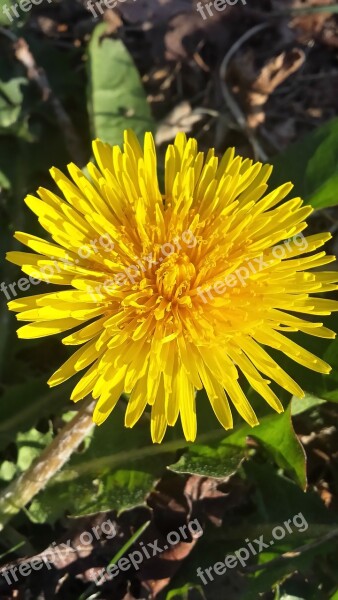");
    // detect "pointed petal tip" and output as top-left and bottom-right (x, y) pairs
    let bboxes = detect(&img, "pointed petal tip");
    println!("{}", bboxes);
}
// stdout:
(185, 434), (197, 443)
(7, 300), (18, 311)
(151, 429), (167, 444)
(47, 372), (62, 387)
